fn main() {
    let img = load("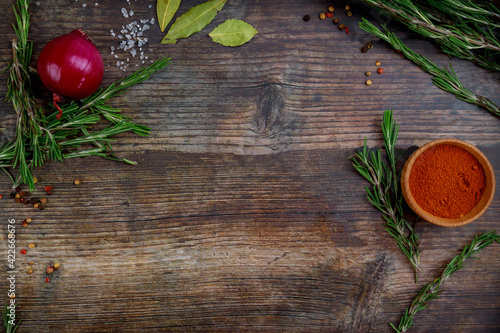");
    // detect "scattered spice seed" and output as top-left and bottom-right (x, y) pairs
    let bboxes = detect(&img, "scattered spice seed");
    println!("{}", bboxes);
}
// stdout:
(10, 193), (15, 198)
(20, 249), (27, 255)
(54, 263), (60, 269)
(347, 11), (352, 16)
(19, 191), (25, 197)
(377, 68), (384, 74)
(29, 243), (35, 249)
(47, 267), (54, 274)
(28, 269), (33, 274)
(15, 186), (21, 192)
(366, 79), (373, 86)
(45, 278), (50, 283)
(26, 218), (32, 223)
(326, 12), (333, 18)
(33, 177), (38, 184)
(333, 18), (340, 25)
(328, 6), (335, 12)
(319, 13), (326, 20)
(39, 205), (45, 211)
(338, 23), (345, 30)
(44, 186), (53, 192)
(345, 5), (351, 10)
(345, 27), (349, 34)
(303, 15), (310, 22)
(366, 71), (372, 76)
(34, 203), (39, 209)
(0, 194), (2, 199)
(15, 193), (20, 199)
(22, 222), (28, 227)
(375, 60), (381, 66)
(40, 198), (47, 204)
